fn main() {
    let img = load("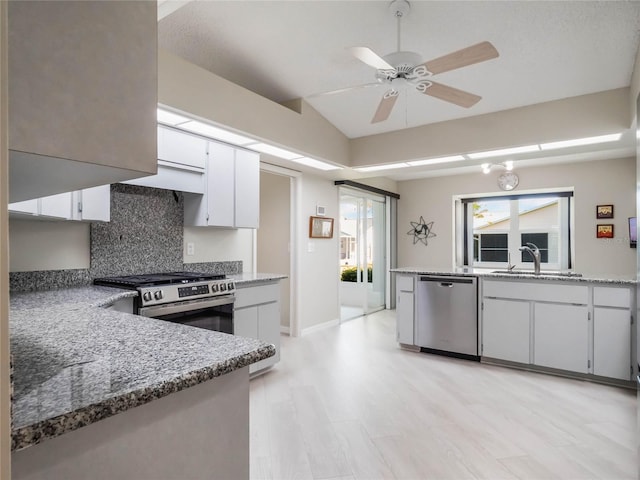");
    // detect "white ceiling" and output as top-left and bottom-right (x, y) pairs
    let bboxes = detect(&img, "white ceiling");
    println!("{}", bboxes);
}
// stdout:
(159, 1), (640, 141)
